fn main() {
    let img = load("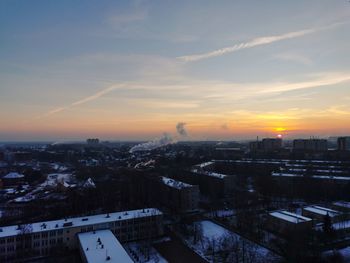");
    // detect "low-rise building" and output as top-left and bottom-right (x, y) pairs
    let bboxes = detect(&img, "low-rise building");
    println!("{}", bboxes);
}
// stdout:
(331, 201), (350, 213)
(77, 229), (133, 263)
(302, 205), (341, 223)
(267, 210), (313, 235)
(159, 177), (199, 213)
(191, 167), (235, 198)
(0, 208), (163, 261)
